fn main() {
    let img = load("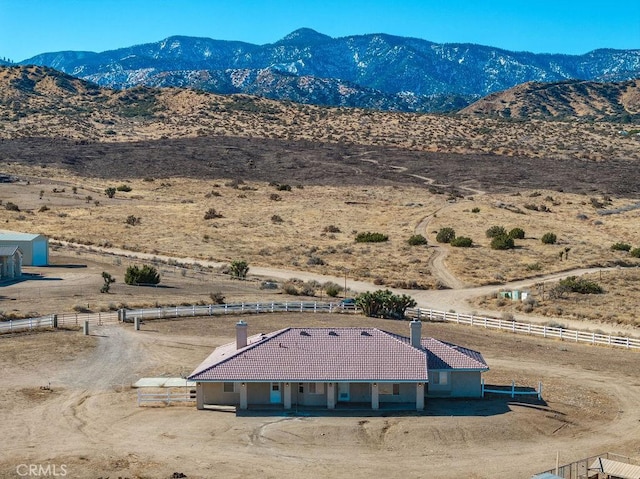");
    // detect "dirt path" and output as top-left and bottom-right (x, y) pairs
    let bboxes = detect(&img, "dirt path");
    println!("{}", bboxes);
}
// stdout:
(52, 241), (636, 336)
